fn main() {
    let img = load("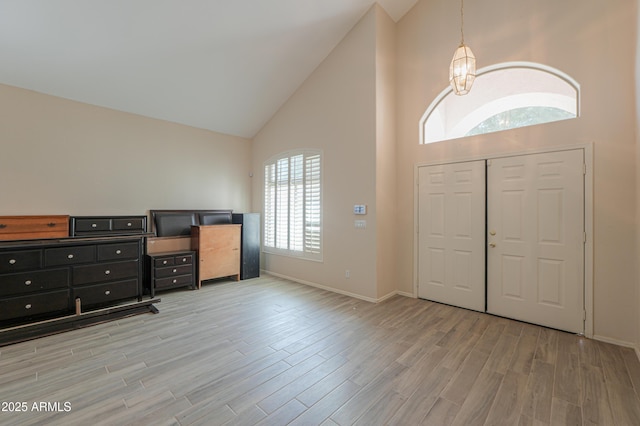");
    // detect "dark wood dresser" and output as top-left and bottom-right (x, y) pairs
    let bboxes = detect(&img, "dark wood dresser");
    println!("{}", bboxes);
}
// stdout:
(0, 235), (145, 325)
(0, 215), (157, 346)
